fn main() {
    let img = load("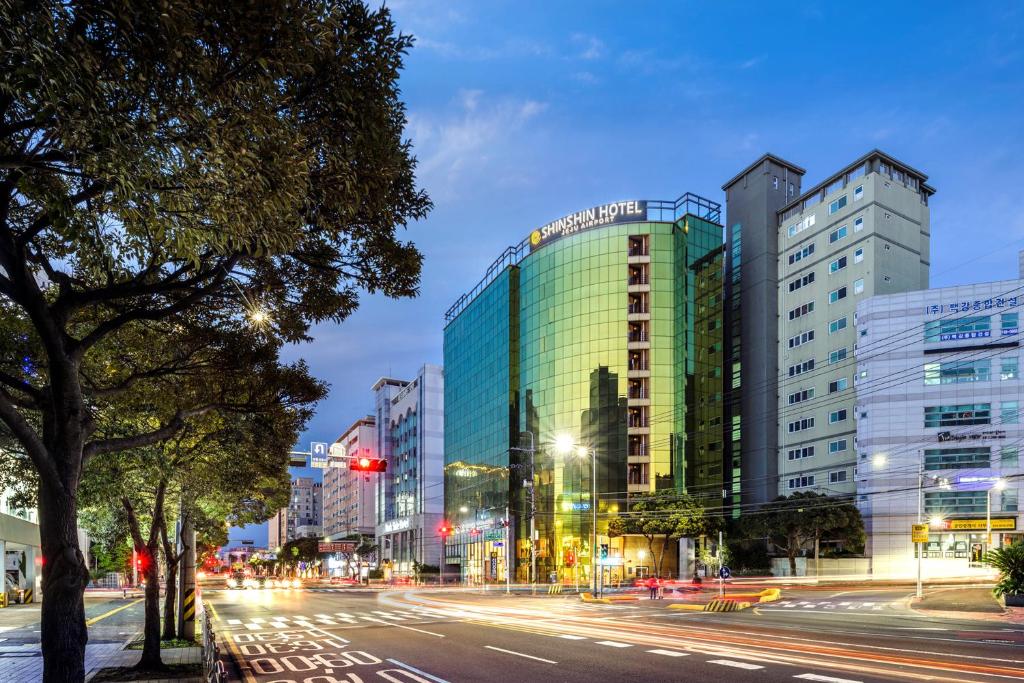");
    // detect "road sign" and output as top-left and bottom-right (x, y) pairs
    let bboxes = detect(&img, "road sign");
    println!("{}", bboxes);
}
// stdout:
(718, 566), (731, 579)
(310, 442), (329, 468)
(484, 530), (504, 542)
(318, 541), (357, 553)
(911, 523), (929, 543)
